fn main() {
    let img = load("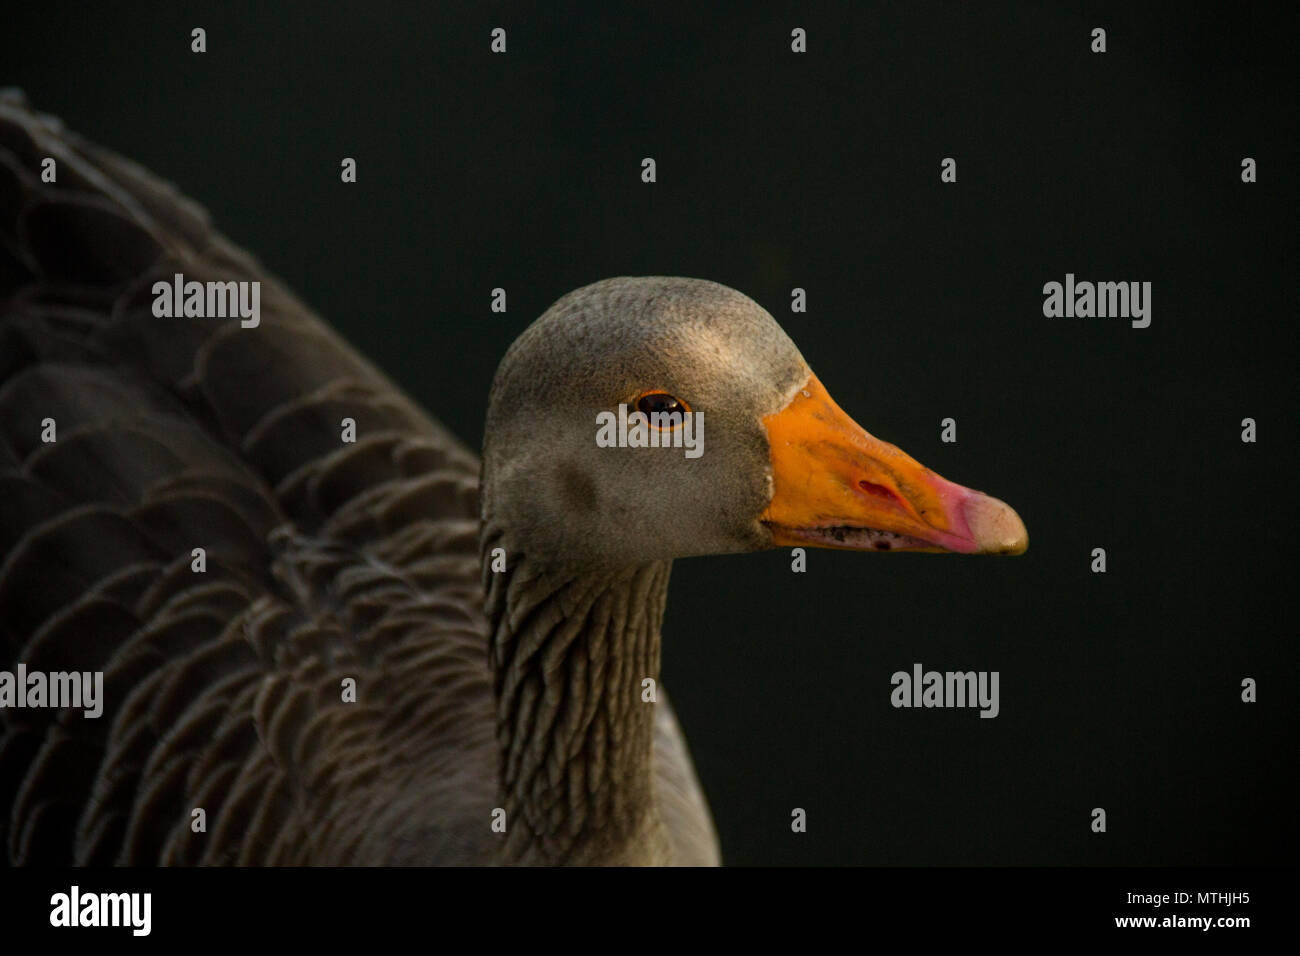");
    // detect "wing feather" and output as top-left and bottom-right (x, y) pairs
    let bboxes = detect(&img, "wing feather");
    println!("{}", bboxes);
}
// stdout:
(0, 94), (492, 864)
